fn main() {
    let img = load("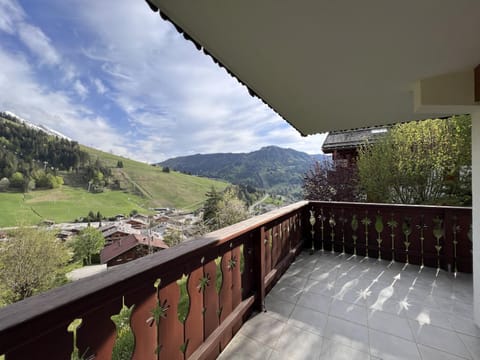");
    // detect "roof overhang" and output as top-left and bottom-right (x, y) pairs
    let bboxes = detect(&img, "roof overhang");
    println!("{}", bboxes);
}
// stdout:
(147, 0), (480, 134)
